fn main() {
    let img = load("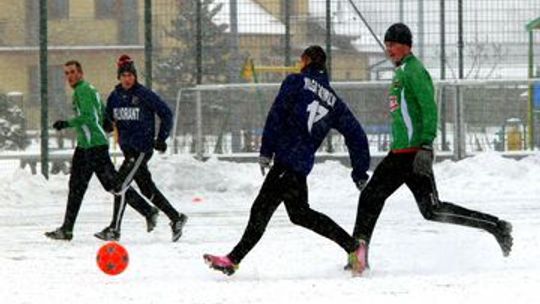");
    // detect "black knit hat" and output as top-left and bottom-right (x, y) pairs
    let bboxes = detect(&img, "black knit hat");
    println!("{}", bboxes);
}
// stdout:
(301, 45), (327, 72)
(384, 23), (413, 47)
(117, 54), (137, 79)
